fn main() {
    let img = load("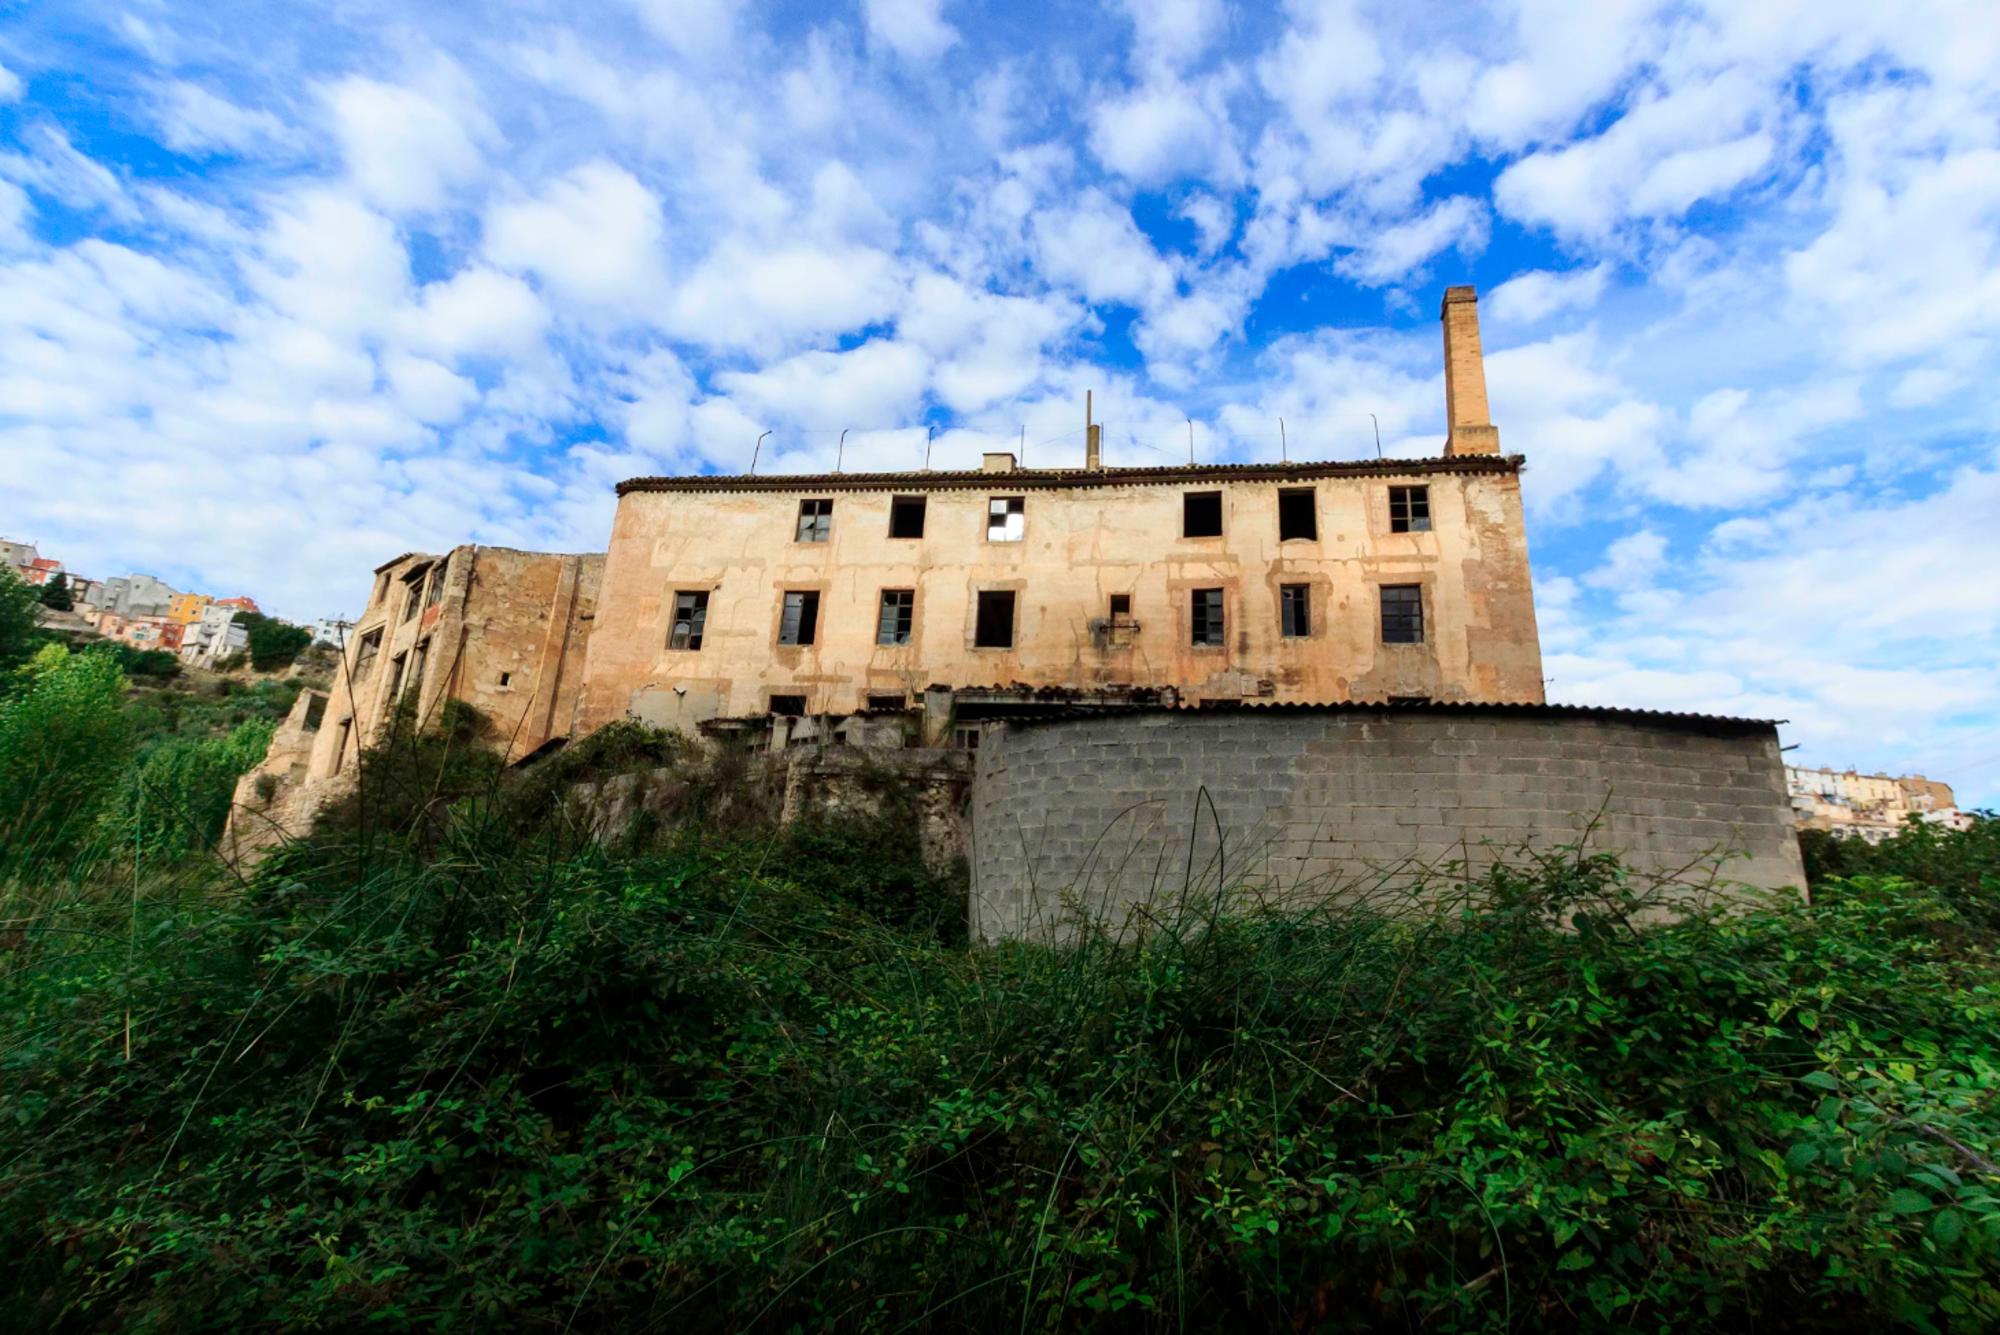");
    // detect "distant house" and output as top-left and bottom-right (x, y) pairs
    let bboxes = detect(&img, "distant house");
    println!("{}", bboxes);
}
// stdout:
(22, 557), (63, 587)
(180, 604), (250, 668)
(216, 595), (260, 614)
(100, 574), (178, 618)
(1786, 765), (1977, 842)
